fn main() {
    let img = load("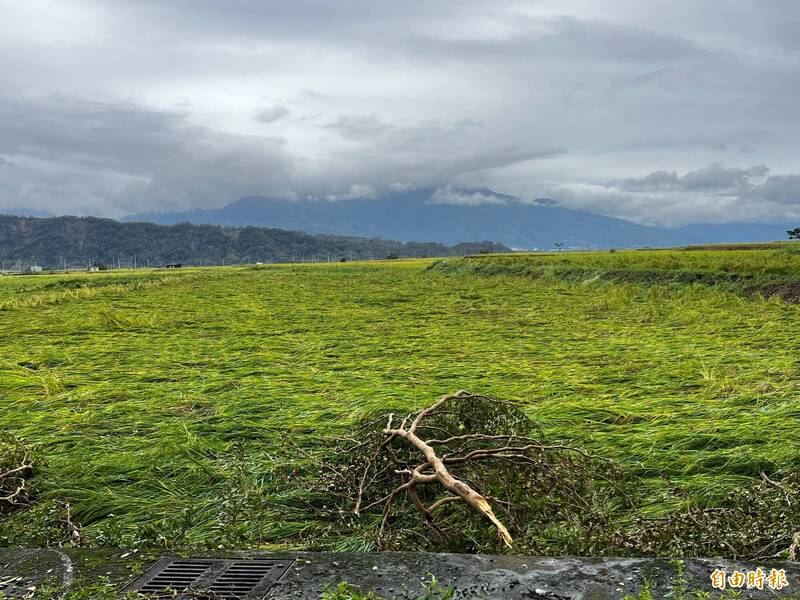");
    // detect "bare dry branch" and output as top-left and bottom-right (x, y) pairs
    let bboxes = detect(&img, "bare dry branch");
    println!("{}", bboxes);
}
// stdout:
(387, 414), (514, 546)
(0, 442), (33, 510)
